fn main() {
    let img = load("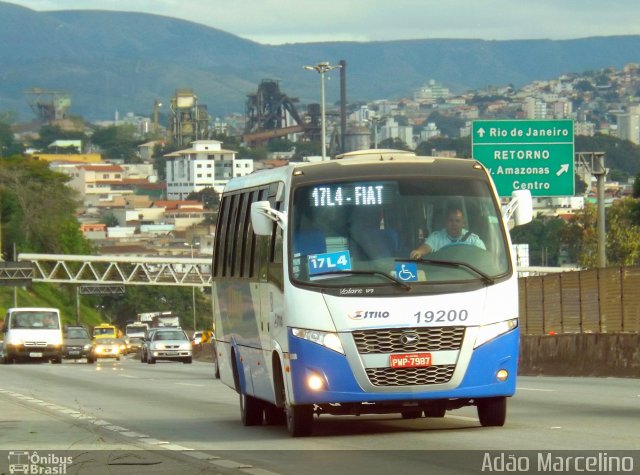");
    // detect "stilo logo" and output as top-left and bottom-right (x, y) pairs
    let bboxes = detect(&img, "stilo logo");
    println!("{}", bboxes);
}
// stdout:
(348, 310), (390, 320)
